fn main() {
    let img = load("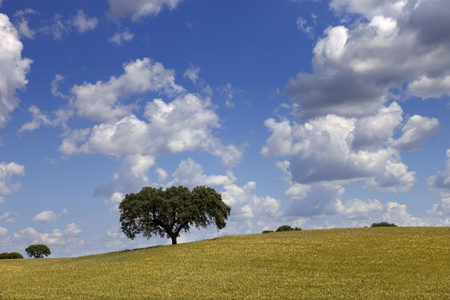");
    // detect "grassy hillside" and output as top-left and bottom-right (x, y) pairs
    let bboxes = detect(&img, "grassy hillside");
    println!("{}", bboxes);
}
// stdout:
(1, 227), (449, 299)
